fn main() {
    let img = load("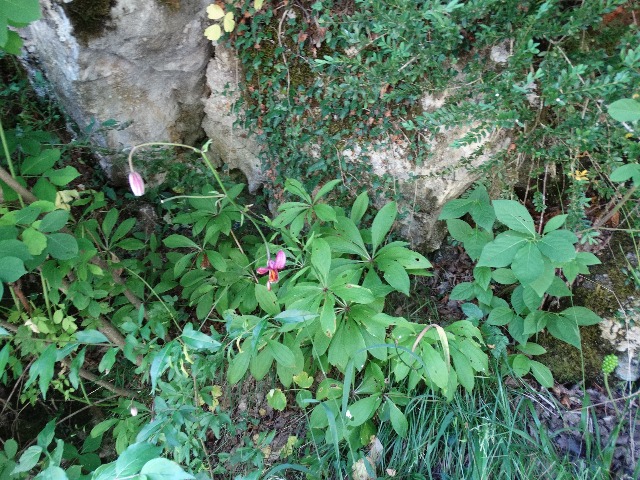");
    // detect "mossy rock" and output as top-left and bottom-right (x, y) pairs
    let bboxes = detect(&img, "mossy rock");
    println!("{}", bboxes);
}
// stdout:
(62, 0), (116, 42)
(537, 325), (609, 385)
